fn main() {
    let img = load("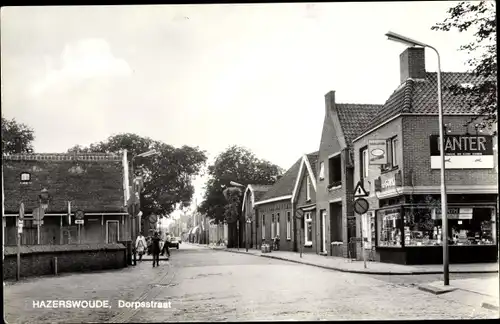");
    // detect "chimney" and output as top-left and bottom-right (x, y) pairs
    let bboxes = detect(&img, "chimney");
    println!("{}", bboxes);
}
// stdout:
(400, 47), (426, 84)
(325, 91), (335, 115)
